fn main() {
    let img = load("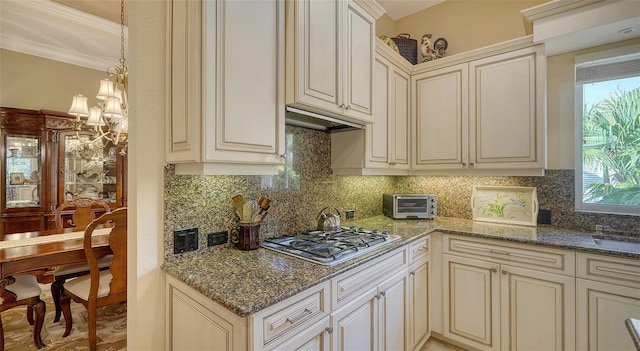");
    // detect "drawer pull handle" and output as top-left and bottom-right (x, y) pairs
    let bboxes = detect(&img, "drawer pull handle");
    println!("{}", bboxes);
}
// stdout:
(491, 268), (498, 273)
(286, 308), (312, 325)
(490, 249), (510, 255)
(414, 246), (428, 253)
(380, 291), (386, 297)
(325, 326), (333, 334)
(410, 271), (416, 276)
(375, 293), (382, 300)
